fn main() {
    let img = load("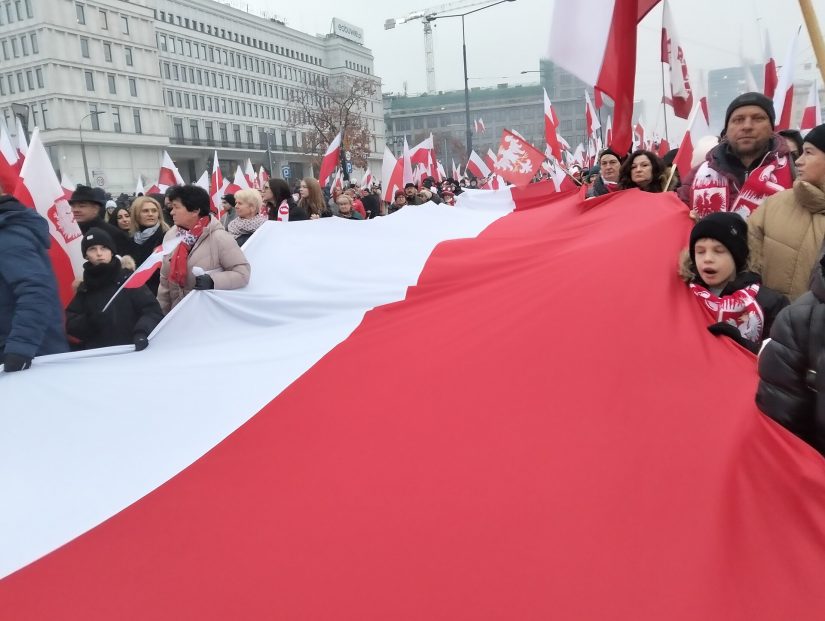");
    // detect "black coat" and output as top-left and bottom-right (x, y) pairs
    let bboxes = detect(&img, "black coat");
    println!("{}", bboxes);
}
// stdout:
(757, 262), (825, 456)
(0, 196), (68, 358)
(127, 226), (166, 295)
(79, 218), (132, 257)
(65, 258), (163, 350)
